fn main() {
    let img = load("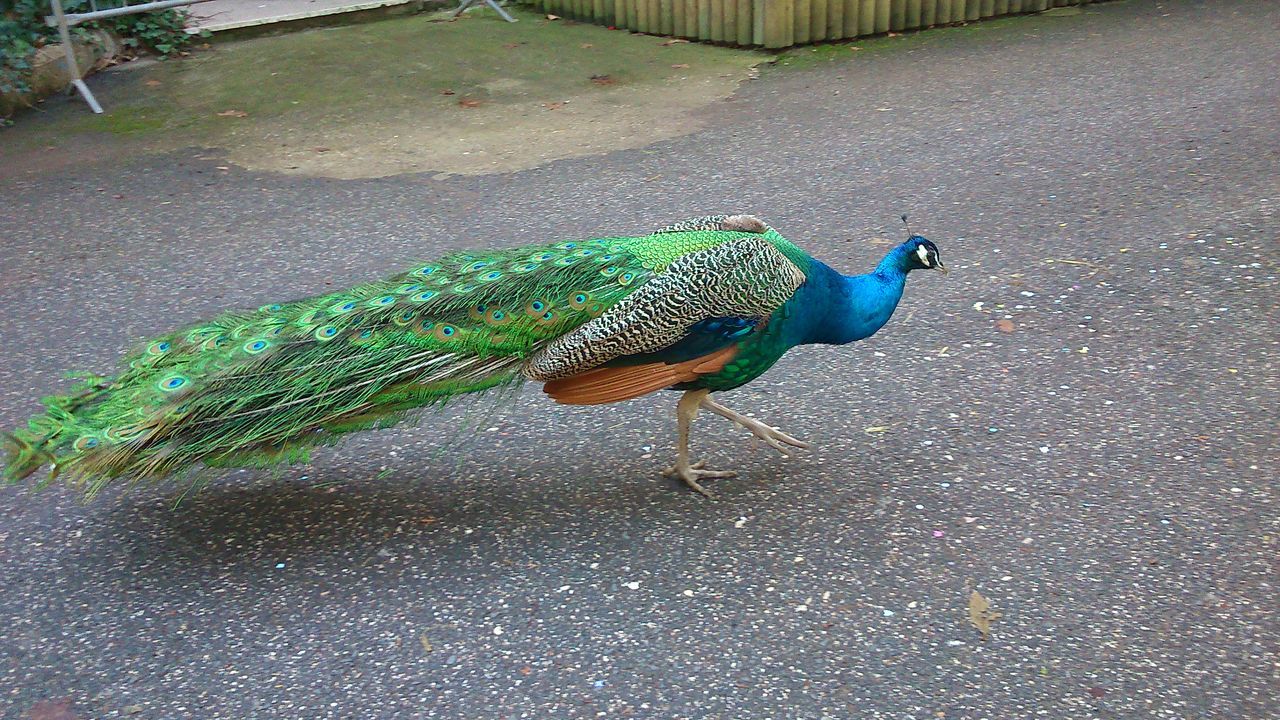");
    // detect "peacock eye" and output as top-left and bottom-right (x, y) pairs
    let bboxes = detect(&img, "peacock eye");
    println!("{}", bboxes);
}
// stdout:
(915, 245), (931, 266)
